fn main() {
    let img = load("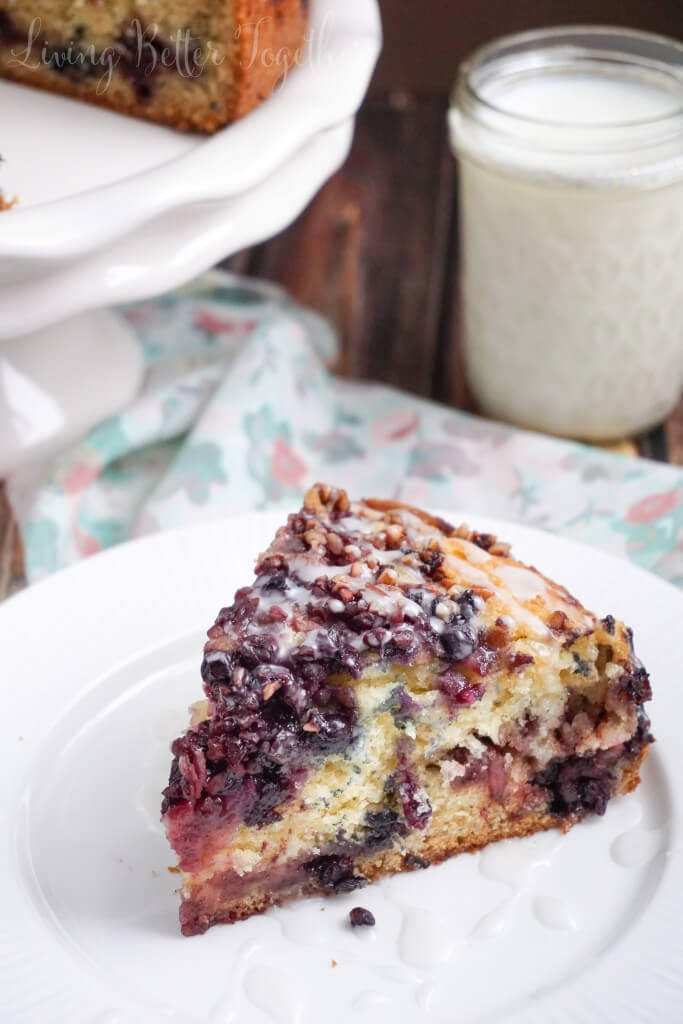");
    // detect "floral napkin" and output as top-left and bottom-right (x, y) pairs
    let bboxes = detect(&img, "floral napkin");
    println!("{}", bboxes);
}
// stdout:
(8, 270), (683, 587)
